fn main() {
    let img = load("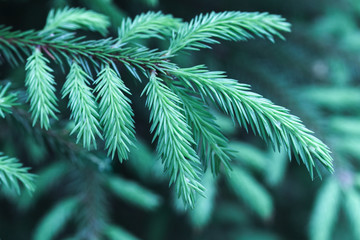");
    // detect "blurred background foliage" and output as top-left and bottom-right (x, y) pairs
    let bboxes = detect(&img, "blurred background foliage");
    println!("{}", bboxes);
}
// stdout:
(1, 0), (360, 239)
